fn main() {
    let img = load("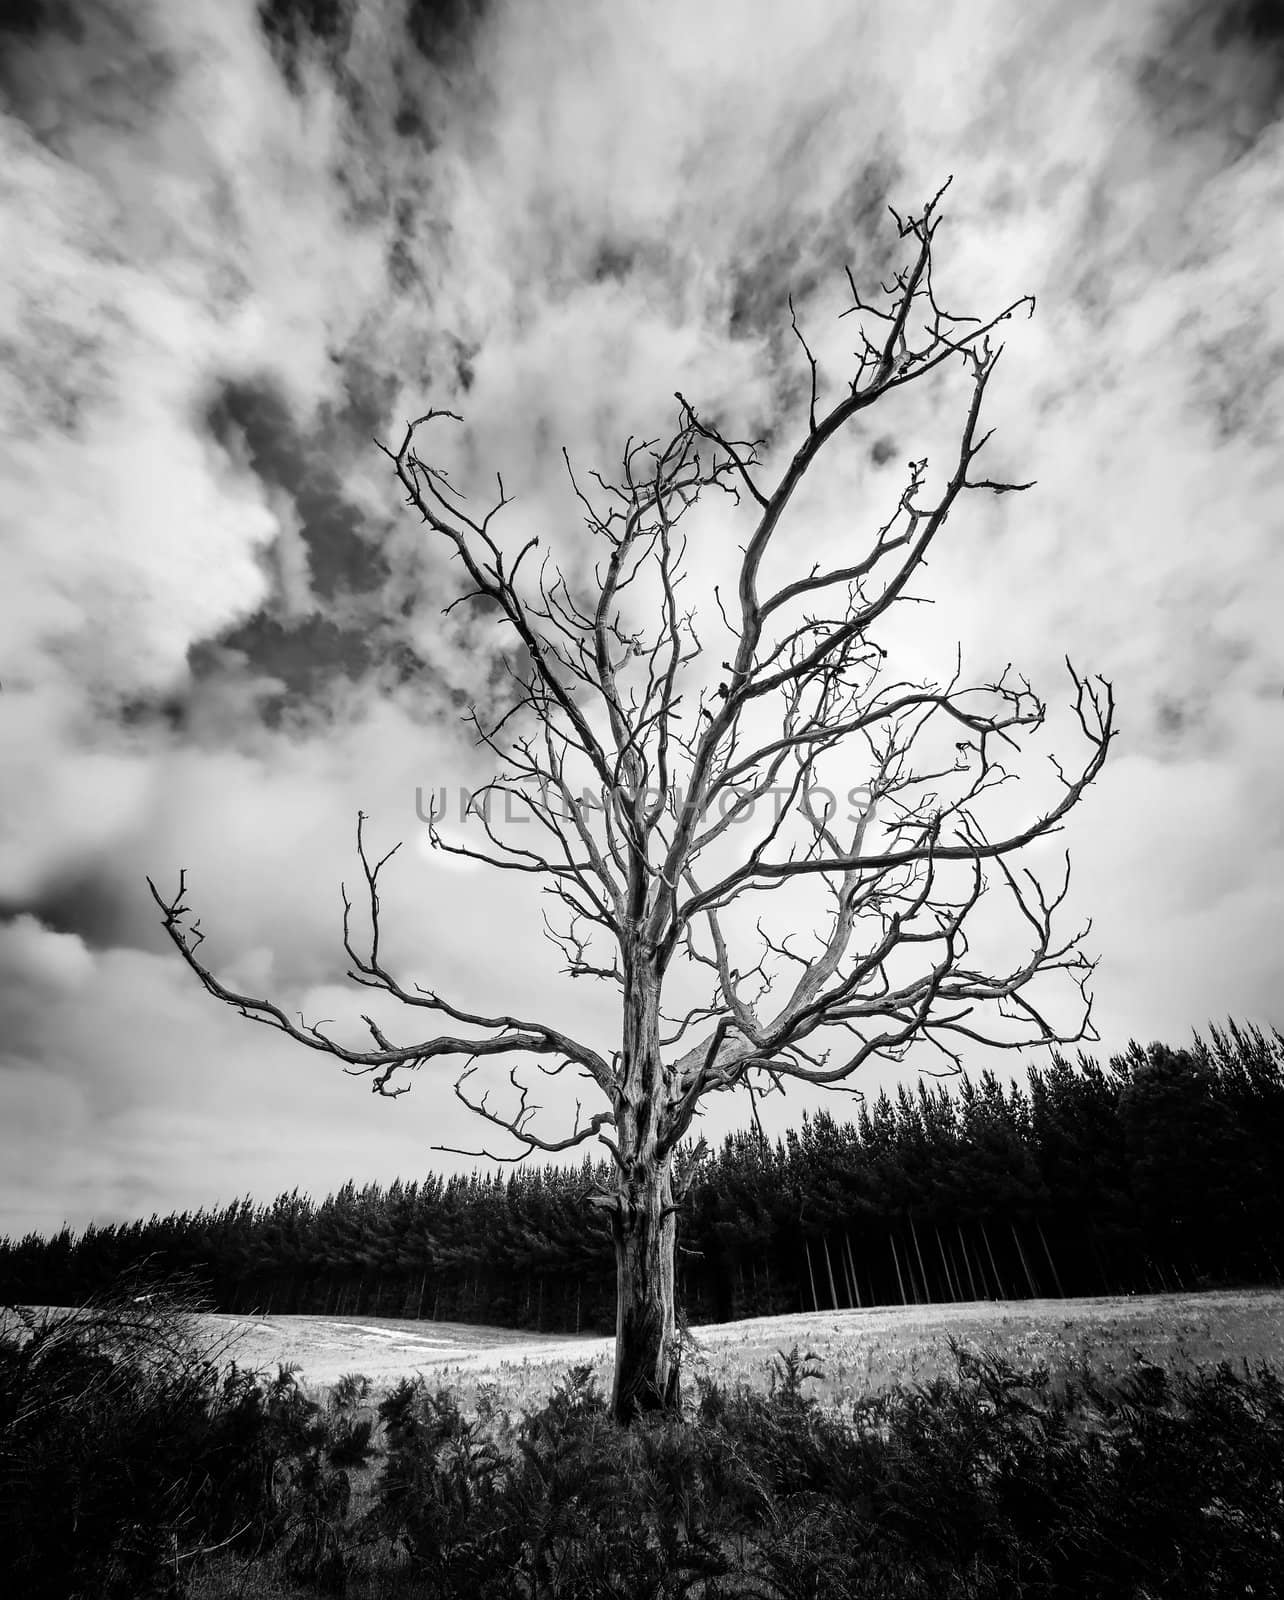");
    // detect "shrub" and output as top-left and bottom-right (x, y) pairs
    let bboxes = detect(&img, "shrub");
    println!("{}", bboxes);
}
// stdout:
(364, 1343), (1284, 1599)
(7, 1299), (1284, 1599)
(325, 1370), (378, 1468)
(0, 1284), (355, 1599)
